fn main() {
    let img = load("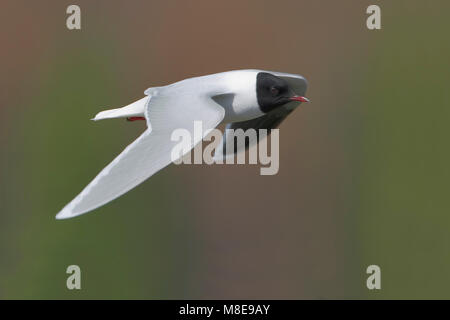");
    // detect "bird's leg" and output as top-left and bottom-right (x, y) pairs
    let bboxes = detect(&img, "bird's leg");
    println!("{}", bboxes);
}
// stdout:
(126, 117), (146, 122)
